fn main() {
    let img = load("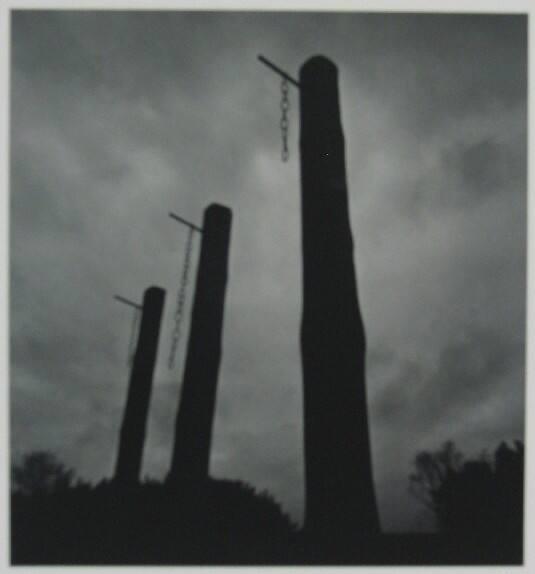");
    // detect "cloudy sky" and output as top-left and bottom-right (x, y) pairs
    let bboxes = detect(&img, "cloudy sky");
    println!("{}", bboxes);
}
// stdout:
(10, 10), (526, 531)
